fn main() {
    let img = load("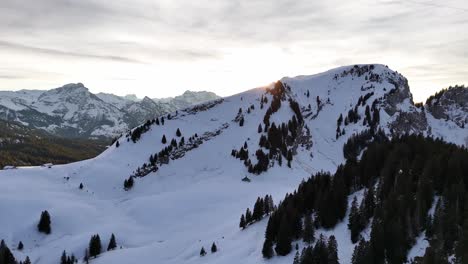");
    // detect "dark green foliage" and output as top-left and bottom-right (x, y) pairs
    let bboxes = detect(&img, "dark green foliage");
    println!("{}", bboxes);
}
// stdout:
(176, 128), (181, 137)
(123, 176), (134, 190)
(293, 250), (300, 264)
(17, 241), (23, 251)
(23, 256), (31, 264)
(200, 247), (206, 256)
(211, 242), (217, 253)
(0, 120), (107, 168)
(107, 233), (117, 251)
(239, 214), (246, 229)
(297, 235), (339, 264)
(161, 134), (167, 144)
(245, 208), (252, 224)
(239, 117), (244, 127)
(262, 134), (468, 262)
(115, 140), (120, 148)
(455, 206), (468, 263)
(241, 195), (274, 229)
(303, 213), (315, 244)
(89, 234), (102, 258)
(275, 215), (292, 256)
(348, 197), (364, 243)
(84, 249), (89, 264)
(60, 251), (76, 264)
(130, 120), (152, 142)
(328, 235), (339, 264)
(351, 238), (372, 264)
(262, 239), (274, 259)
(0, 240), (16, 264)
(343, 129), (387, 160)
(38, 210), (51, 234)
(79, 183), (83, 189)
